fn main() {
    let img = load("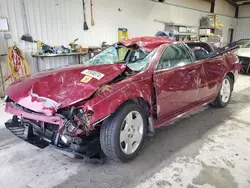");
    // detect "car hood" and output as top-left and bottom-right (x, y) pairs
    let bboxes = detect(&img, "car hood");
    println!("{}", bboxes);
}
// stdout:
(5, 64), (128, 116)
(235, 48), (250, 58)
